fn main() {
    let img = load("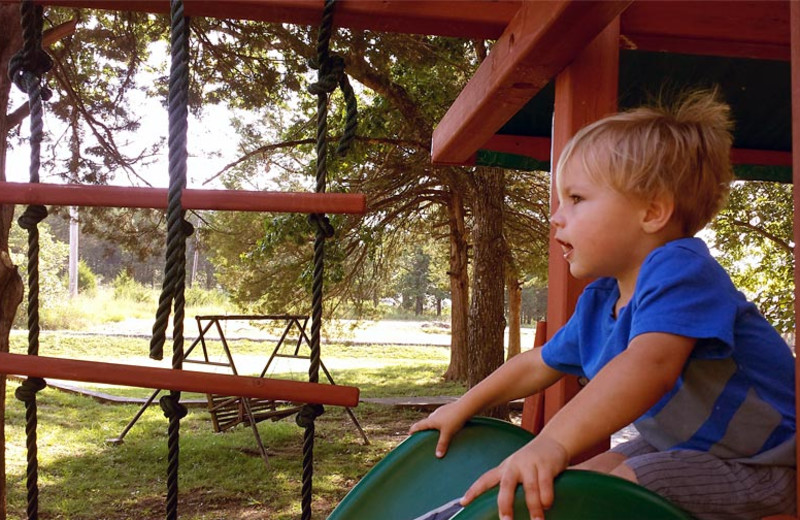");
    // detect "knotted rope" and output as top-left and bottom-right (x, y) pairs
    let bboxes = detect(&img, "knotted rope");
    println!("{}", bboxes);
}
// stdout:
(148, 1), (191, 518)
(8, 2), (52, 517)
(298, 1), (357, 518)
